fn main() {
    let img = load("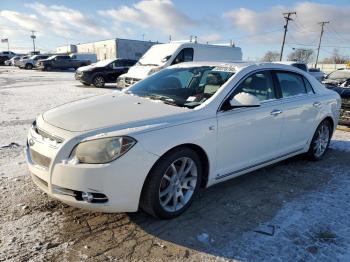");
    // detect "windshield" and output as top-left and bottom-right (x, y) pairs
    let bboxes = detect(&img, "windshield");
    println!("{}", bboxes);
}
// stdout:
(137, 44), (179, 66)
(327, 70), (350, 81)
(127, 66), (234, 108)
(29, 55), (38, 60)
(94, 59), (115, 67)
